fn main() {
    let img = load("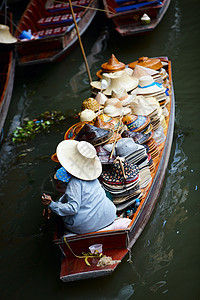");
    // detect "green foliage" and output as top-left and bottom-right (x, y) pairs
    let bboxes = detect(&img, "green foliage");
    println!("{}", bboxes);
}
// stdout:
(12, 111), (68, 144)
